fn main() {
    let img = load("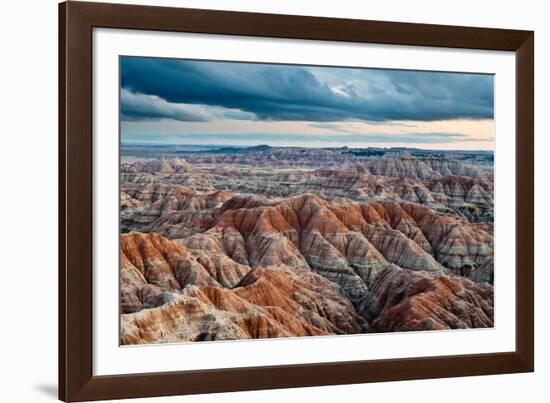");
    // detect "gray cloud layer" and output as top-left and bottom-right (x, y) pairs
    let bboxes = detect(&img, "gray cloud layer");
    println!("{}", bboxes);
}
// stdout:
(121, 89), (214, 122)
(120, 57), (494, 123)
